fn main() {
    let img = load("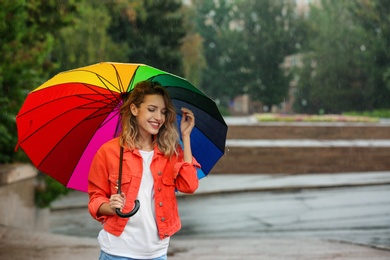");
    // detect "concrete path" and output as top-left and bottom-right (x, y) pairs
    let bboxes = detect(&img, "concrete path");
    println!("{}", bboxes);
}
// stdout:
(1, 225), (390, 260)
(1, 172), (389, 259)
(168, 237), (390, 260)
